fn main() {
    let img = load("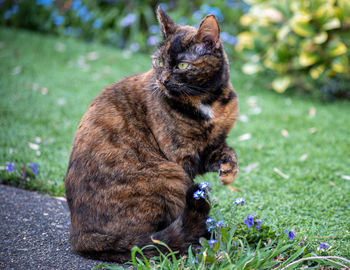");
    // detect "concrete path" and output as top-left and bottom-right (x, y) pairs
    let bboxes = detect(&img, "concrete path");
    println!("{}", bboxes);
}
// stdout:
(0, 184), (119, 270)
